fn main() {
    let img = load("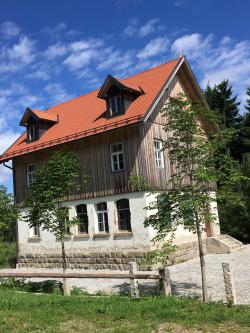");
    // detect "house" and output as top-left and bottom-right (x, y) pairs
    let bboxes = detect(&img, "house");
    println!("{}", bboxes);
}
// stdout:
(0, 56), (224, 270)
